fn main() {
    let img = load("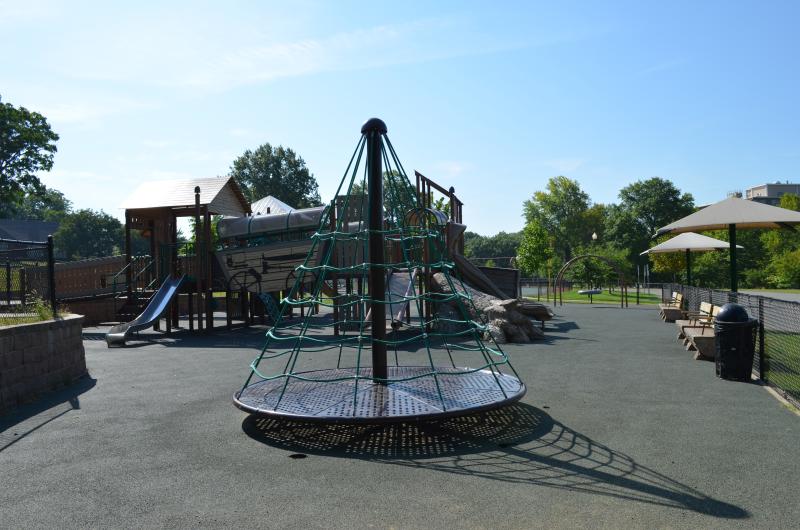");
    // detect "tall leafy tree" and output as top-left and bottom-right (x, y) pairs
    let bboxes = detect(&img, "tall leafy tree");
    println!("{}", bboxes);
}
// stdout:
(10, 185), (71, 221)
(523, 176), (591, 261)
(464, 231), (522, 259)
(607, 177), (695, 269)
(55, 209), (123, 260)
(229, 143), (321, 208)
(0, 97), (59, 217)
(516, 220), (553, 276)
(618, 177), (695, 235)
